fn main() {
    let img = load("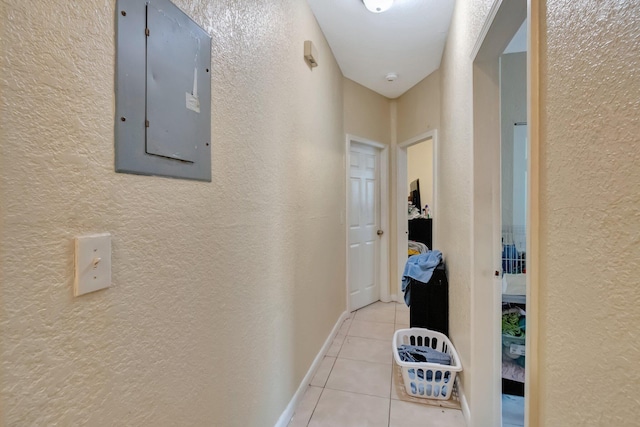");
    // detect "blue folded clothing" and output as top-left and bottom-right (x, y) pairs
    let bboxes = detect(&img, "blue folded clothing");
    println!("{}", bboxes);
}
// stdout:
(397, 344), (451, 365)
